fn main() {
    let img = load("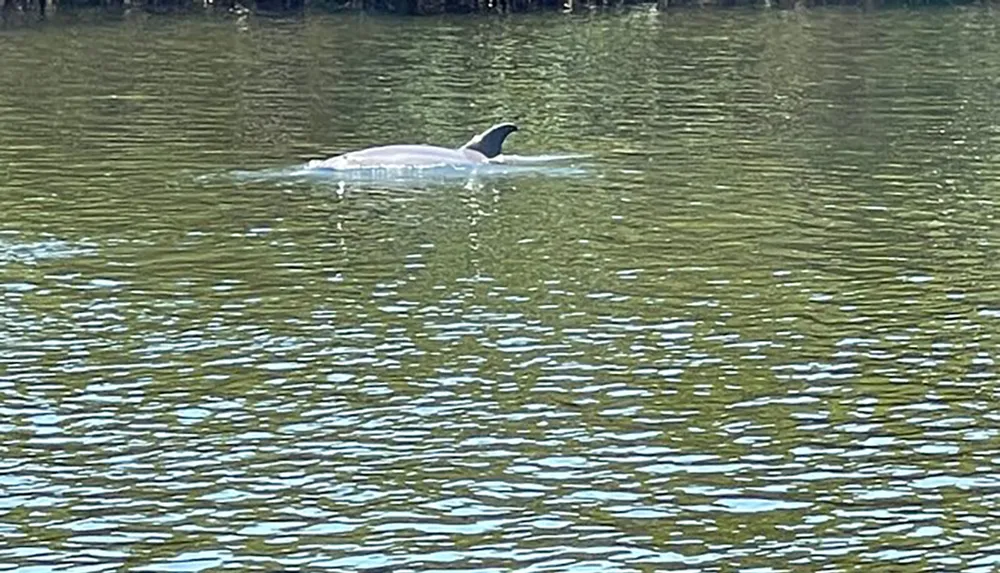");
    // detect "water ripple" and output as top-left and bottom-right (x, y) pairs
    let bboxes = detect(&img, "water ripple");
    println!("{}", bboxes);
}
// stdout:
(2, 5), (1000, 573)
